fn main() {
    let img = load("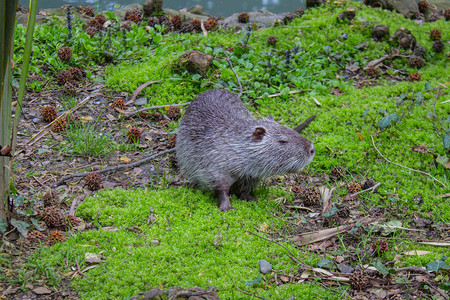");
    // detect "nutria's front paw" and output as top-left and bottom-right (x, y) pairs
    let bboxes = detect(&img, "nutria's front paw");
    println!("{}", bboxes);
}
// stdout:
(239, 193), (259, 202)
